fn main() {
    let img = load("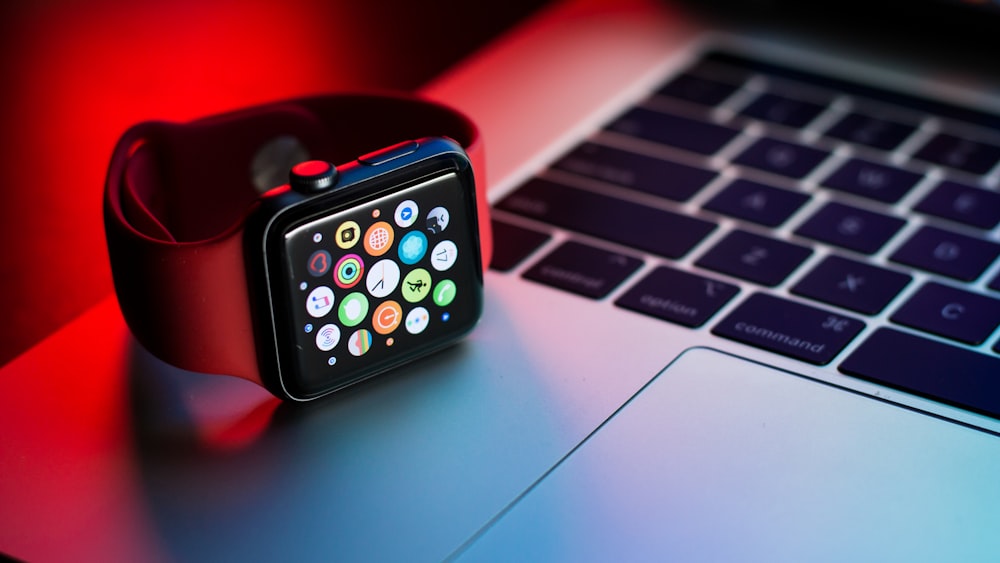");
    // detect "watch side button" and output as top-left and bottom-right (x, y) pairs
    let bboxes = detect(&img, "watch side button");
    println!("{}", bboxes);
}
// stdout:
(358, 140), (419, 166)
(290, 160), (338, 193)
